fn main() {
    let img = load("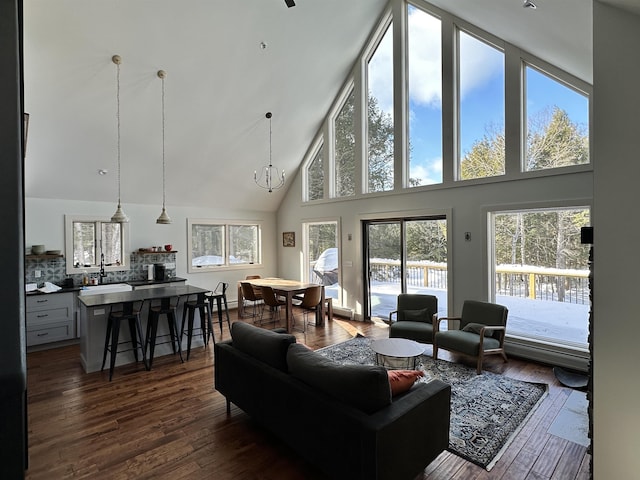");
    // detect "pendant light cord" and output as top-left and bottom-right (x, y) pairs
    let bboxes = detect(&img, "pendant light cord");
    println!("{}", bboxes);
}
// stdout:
(161, 73), (166, 208)
(116, 59), (122, 205)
